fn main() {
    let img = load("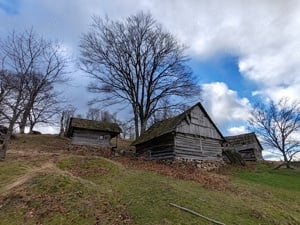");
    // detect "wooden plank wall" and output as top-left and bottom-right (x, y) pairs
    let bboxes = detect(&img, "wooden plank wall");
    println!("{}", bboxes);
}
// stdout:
(175, 133), (223, 160)
(225, 134), (263, 161)
(135, 133), (175, 160)
(135, 105), (224, 161)
(176, 106), (222, 140)
(71, 129), (111, 146)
